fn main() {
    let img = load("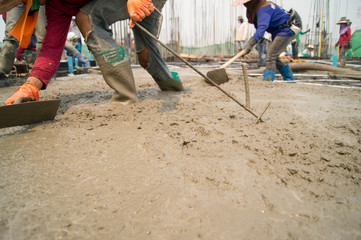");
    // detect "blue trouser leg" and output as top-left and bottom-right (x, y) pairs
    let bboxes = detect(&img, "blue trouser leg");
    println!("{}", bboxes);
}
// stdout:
(132, 13), (172, 82)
